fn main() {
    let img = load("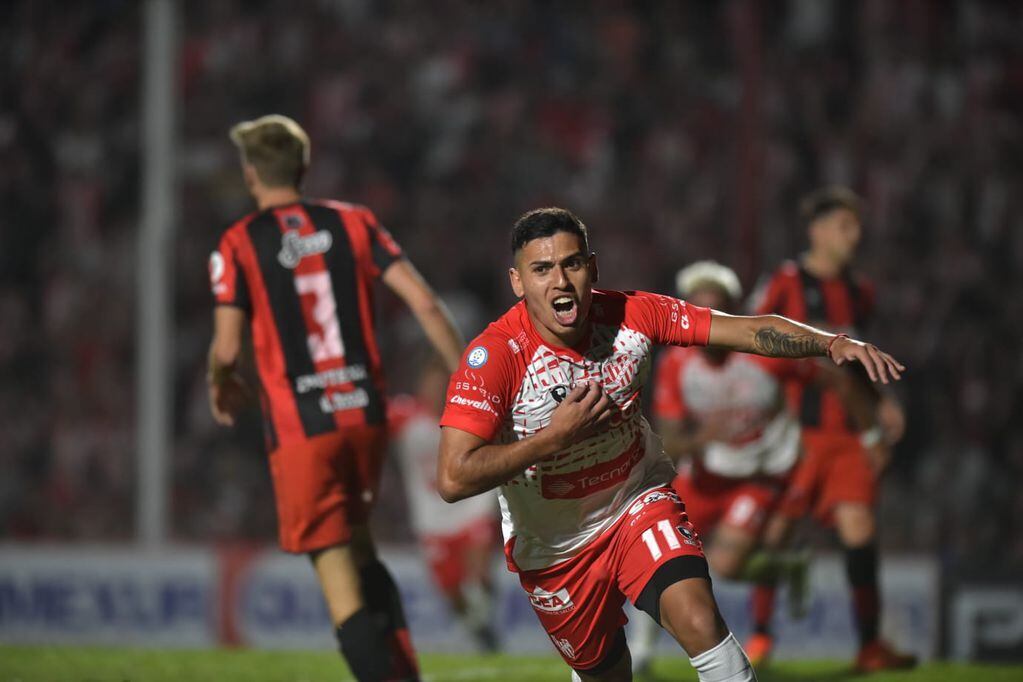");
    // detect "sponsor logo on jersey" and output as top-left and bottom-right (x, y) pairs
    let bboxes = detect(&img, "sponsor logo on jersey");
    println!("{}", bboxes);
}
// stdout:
(466, 346), (488, 368)
(453, 379), (502, 404)
(530, 586), (574, 614)
(295, 365), (368, 394)
(277, 229), (333, 269)
(318, 388), (370, 414)
(550, 385), (568, 403)
(544, 479), (575, 496)
(507, 338), (521, 353)
(628, 489), (681, 516)
(540, 435), (645, 499)
(449, 394), (498, 416)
